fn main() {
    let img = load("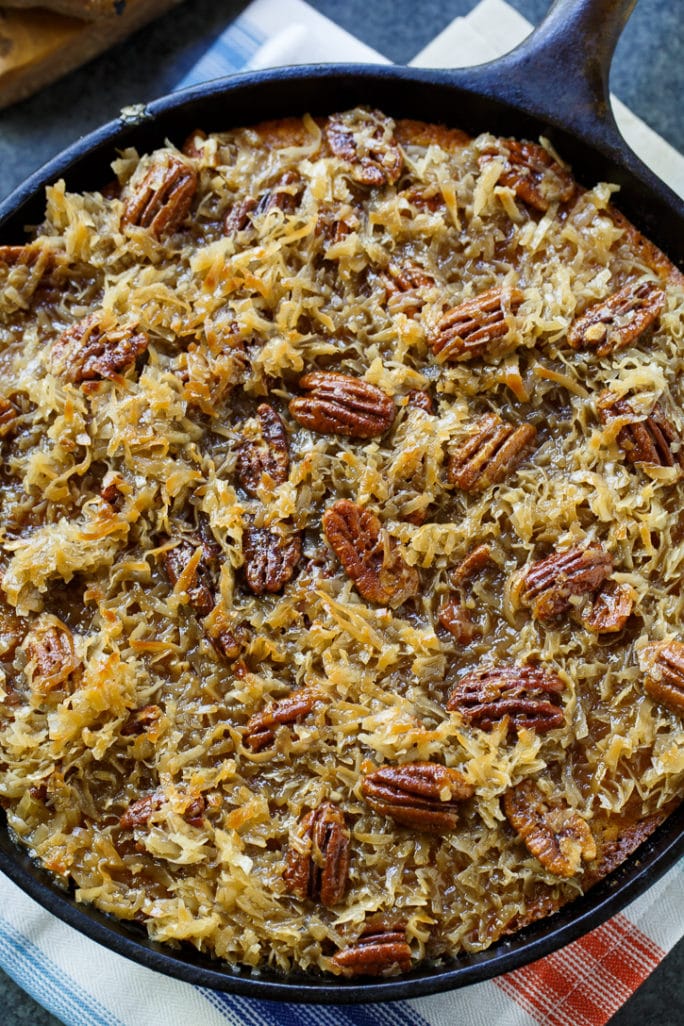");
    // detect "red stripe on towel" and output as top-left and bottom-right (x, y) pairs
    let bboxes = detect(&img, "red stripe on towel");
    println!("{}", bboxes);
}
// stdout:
(496, 914), (665, 1026)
